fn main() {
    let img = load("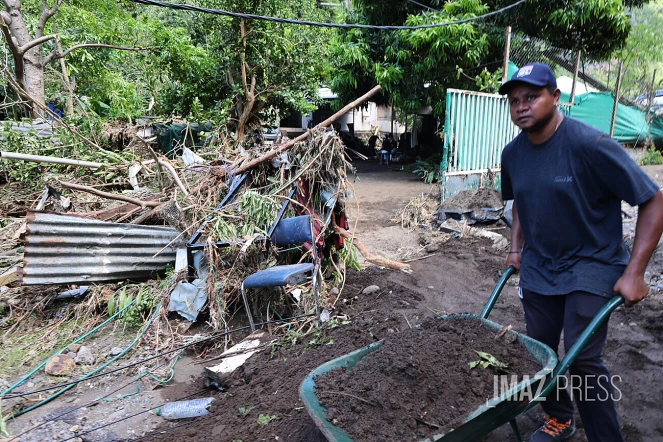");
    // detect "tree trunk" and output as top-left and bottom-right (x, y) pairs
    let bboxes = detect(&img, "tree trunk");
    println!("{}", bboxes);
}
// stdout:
(235, 18), (254, 141)
(23, 48), (45, 118)
(2, 0), (47, 117)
